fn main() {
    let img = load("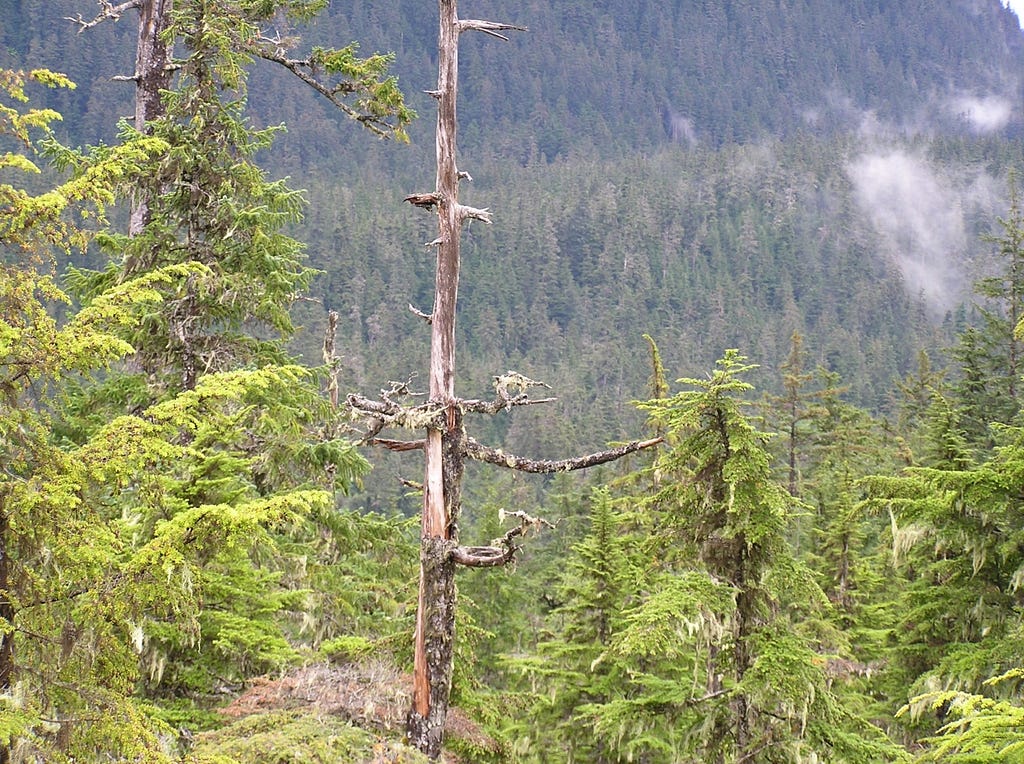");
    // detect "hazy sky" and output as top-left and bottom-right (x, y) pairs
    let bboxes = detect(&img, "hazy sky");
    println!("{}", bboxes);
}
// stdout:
(1008, 1), (1024, 27)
